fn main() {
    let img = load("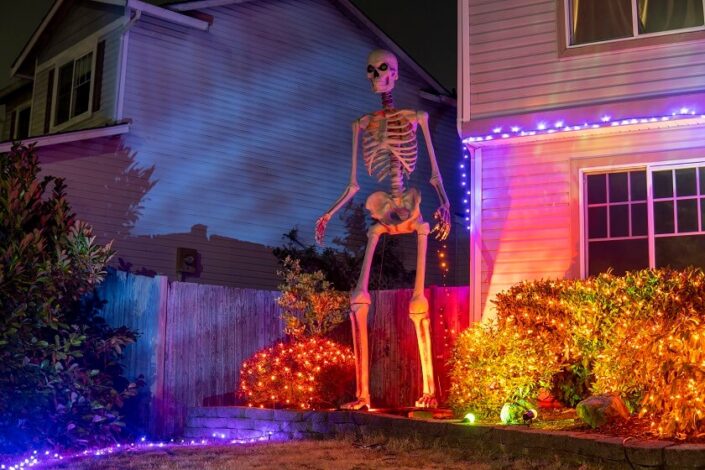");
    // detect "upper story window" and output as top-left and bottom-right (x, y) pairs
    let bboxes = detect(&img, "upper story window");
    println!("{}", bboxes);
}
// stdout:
(568, 0), (705, 46)
(42, 39), (105, 134)
(53, 51), (94, 128)
(55, 52), (93, 125)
